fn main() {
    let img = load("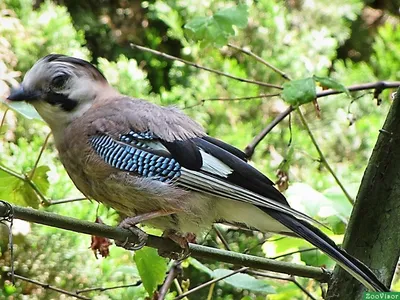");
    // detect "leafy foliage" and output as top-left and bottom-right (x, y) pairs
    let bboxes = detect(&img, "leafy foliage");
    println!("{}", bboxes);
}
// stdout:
(134, 247), (168, 296)
(0, 0), (399, 299)
(184, 4), (248, 46)
(282, 78), (316, 107)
